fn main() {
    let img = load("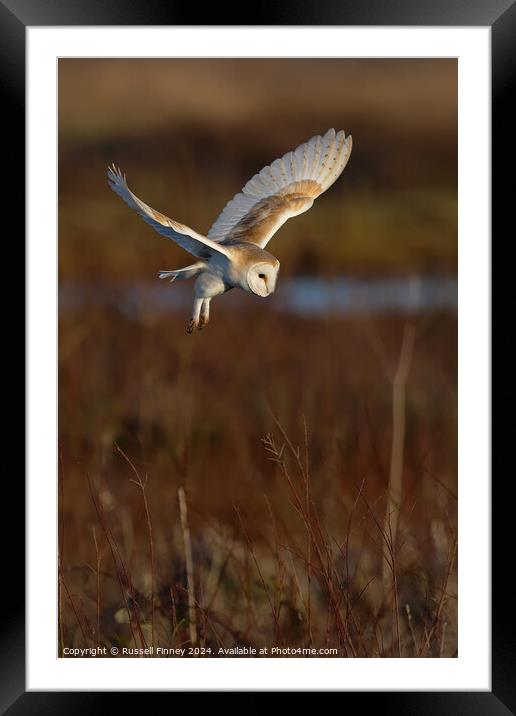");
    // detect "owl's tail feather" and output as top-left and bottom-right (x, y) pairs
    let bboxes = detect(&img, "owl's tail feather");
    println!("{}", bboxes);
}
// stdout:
(158, 262), (205, 282)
